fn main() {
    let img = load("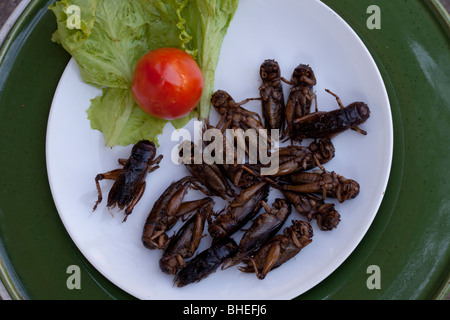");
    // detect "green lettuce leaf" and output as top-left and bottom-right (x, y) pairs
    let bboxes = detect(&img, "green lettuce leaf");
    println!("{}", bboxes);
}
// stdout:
(50, 0), (239, 146)
(50, 0), (97, 49)
(87, 87), (195, 147)
(50, 0), (152, 89)
(87, 88), (163, 146)
(181, 0), (240, 119)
